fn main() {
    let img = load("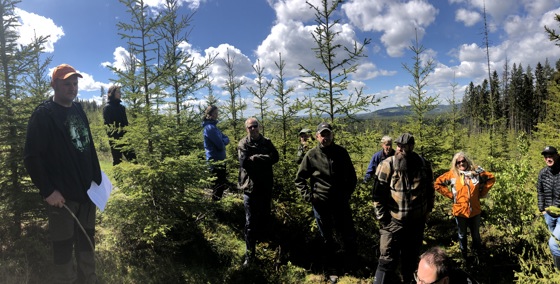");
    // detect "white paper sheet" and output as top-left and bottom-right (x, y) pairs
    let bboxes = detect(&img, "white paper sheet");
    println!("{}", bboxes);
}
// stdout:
(87, 171), (113, 212)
